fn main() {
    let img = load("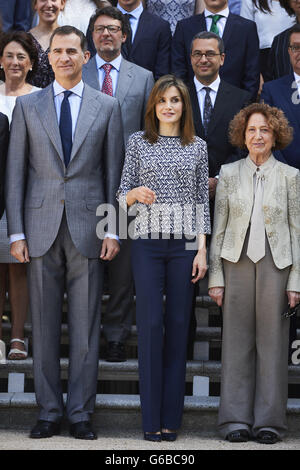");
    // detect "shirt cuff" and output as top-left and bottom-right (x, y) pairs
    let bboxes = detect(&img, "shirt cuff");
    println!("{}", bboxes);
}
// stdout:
(9, 233), (26, 244)
(105, 233), (120, 243)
